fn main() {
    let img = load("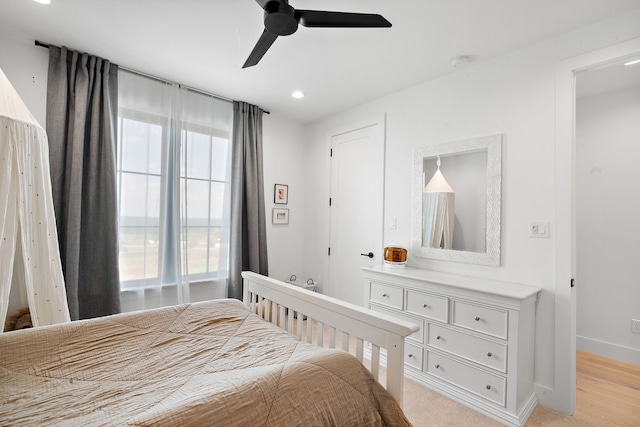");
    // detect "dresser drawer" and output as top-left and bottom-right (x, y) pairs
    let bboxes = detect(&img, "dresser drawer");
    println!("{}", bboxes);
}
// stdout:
(426, 351), (506, 407)
(404, 341), (423, 370)
(406, 290), (448, 323)
(428, 323), (507, 373)
(369, 282), (403, 310)
(369, 305), (424, 343)
(451, 300), (508, 339)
